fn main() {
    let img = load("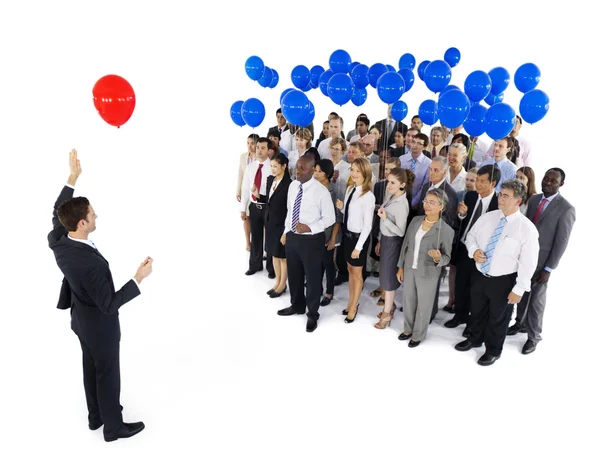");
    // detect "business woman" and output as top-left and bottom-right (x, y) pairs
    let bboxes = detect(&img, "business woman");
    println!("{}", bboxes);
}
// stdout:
(260, 153), (292, 297)
(396, 188), (454, 347)
(373, 167), (414, 329)
(287, 128), (312, 180)
(237, 133), (259, 251)
(516, 166), (537, 214)
(336, 158), (376, 323)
